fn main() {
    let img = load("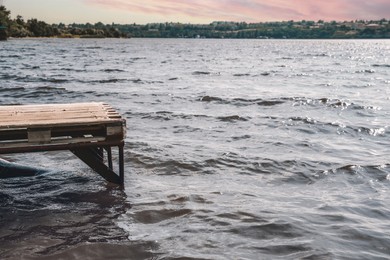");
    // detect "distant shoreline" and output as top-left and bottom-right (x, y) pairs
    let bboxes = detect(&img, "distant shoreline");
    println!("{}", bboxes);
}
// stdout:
(5, 36), (390, 41)
(4, 21), (390, 39)
(1, 6), (389, 39)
